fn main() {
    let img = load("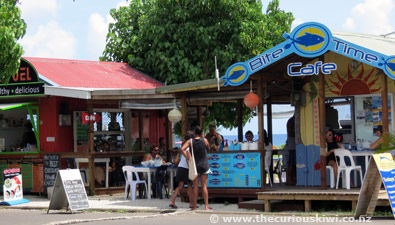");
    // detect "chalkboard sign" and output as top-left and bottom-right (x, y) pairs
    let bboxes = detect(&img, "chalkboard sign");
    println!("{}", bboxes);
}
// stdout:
(43, 154), (60, 187)
(47, 169), (89, 213)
